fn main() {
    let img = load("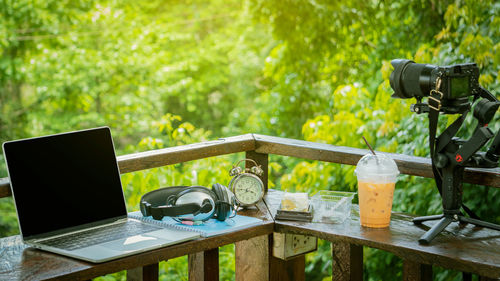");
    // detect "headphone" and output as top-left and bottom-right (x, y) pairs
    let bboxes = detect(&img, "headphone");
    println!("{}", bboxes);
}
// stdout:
(140, 184), (237, 222)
